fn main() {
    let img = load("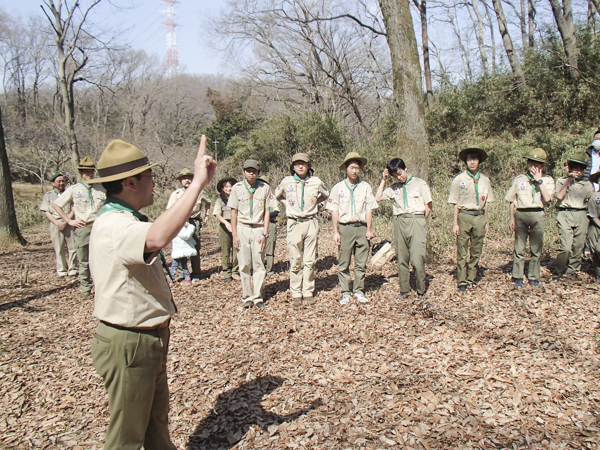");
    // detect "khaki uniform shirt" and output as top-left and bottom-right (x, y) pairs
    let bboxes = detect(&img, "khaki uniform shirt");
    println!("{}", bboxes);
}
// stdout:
(274, 175), (329, 219)
(166, 187), (211, 219)
(505, 174), (555, 209)
(90, 210), (175, 328)
(448, 171), (494, 210)
(326, 179), (378, 224)
(213, 198), (233, 221)
(227, 179), (277, 225)
(40, 189), (71, 220)
(381, 176), (432, 215)
(555, 177), (594, 209)
(54, 182), (106, 223)
(588, 192), (600, 219)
